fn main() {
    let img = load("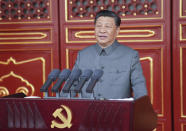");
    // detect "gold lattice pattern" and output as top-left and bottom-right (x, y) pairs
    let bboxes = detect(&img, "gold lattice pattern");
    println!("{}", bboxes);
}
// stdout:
(68, 0), (159, 18)
(0, 0), (50, 21)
